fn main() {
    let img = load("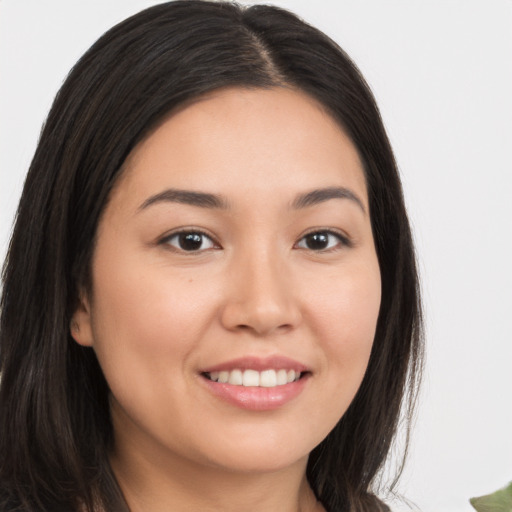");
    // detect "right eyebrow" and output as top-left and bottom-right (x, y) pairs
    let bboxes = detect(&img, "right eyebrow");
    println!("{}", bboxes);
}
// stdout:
(291, 186), (366, 215)
(138, 188), (229, 211)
